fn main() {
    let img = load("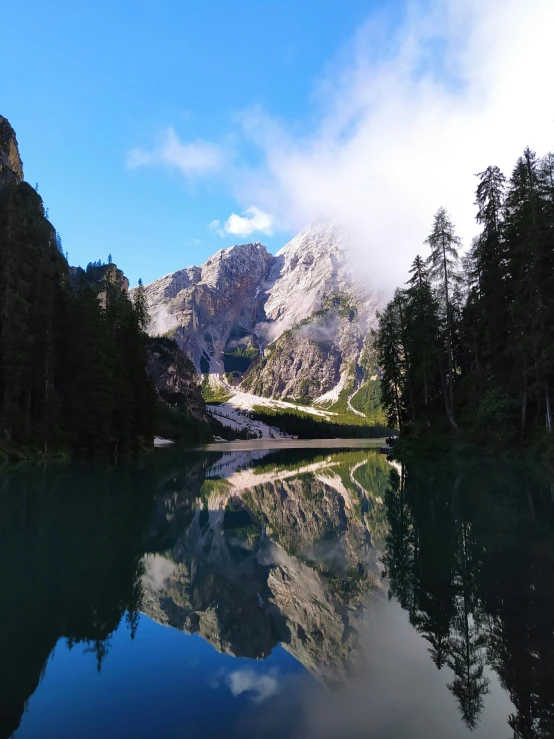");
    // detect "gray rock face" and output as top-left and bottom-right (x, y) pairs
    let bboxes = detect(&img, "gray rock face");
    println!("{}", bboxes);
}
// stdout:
(135, 223), (380, 403)
(242, 328), (343, 400)
(0, 115), (24, 190)
(138, 242), (272, 377)
(145, 337), (210, 425)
